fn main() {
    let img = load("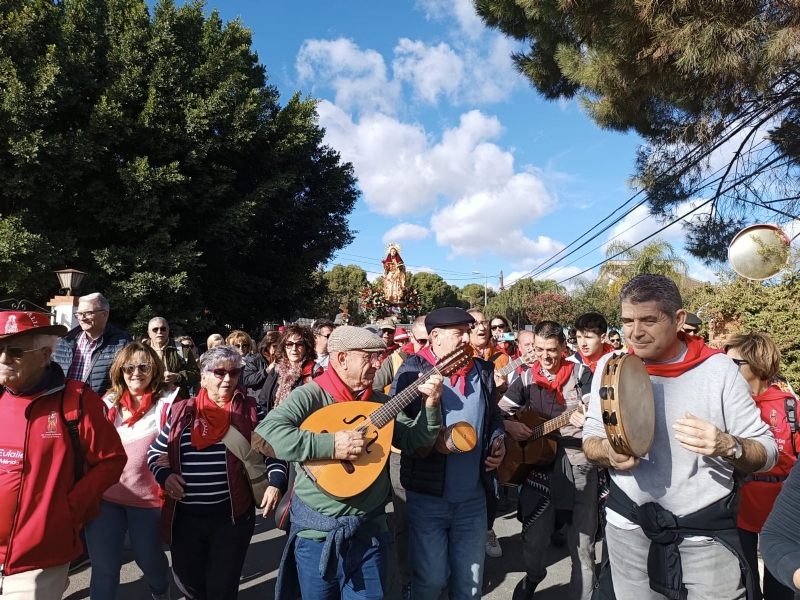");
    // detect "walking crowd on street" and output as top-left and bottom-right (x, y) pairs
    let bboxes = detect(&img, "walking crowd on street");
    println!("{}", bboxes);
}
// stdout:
(5, 275), (800, 599)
